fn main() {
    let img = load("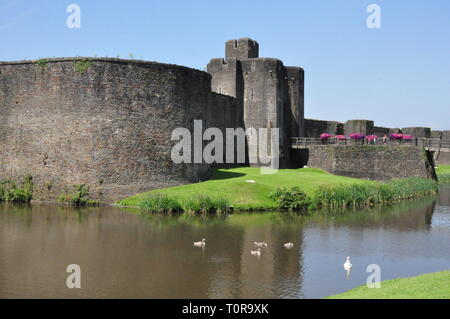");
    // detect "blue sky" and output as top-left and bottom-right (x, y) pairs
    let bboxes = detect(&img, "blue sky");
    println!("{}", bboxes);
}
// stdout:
(1, 0), (449, 130)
